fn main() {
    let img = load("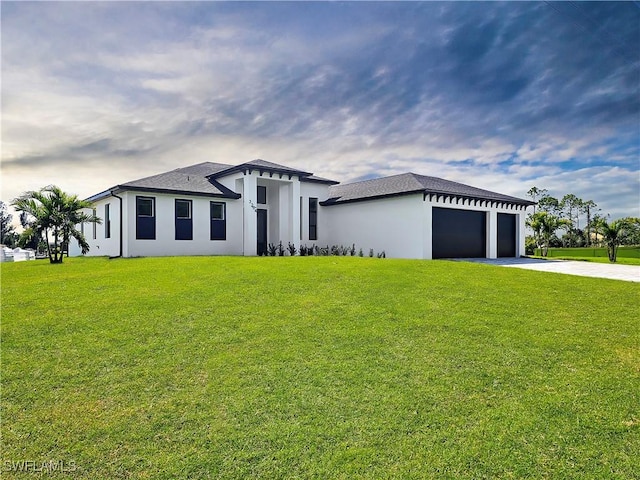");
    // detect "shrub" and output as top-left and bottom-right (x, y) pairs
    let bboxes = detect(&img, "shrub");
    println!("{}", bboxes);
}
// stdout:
(369, 248), (374, 258)
(277, 241), (285, 256)
(358, 248), (363, 257)
(287, 242), (297, 256)
(267, 243), (277, 256)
